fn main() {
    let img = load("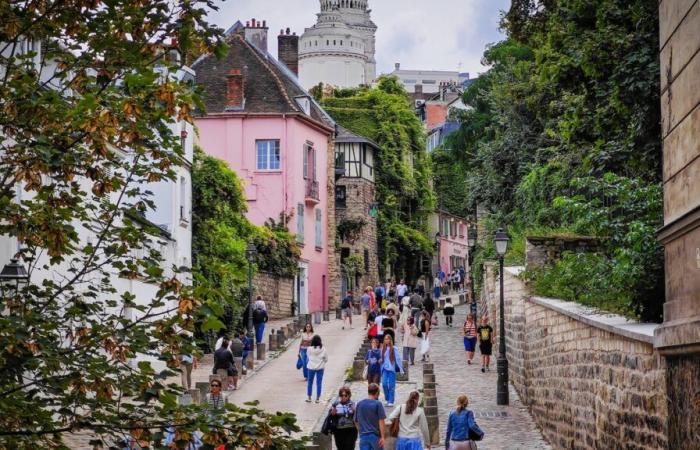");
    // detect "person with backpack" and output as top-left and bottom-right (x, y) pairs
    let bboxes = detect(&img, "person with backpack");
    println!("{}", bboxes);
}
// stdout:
(252, 301), (268, 344)
(341, 291), (354, 330)
(374, 283), (385, 308)
(387, 391), (430, 450)
(229, 333), (245, 379)
(212, 338), (237, 390)
(444, 394), (484, 450)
